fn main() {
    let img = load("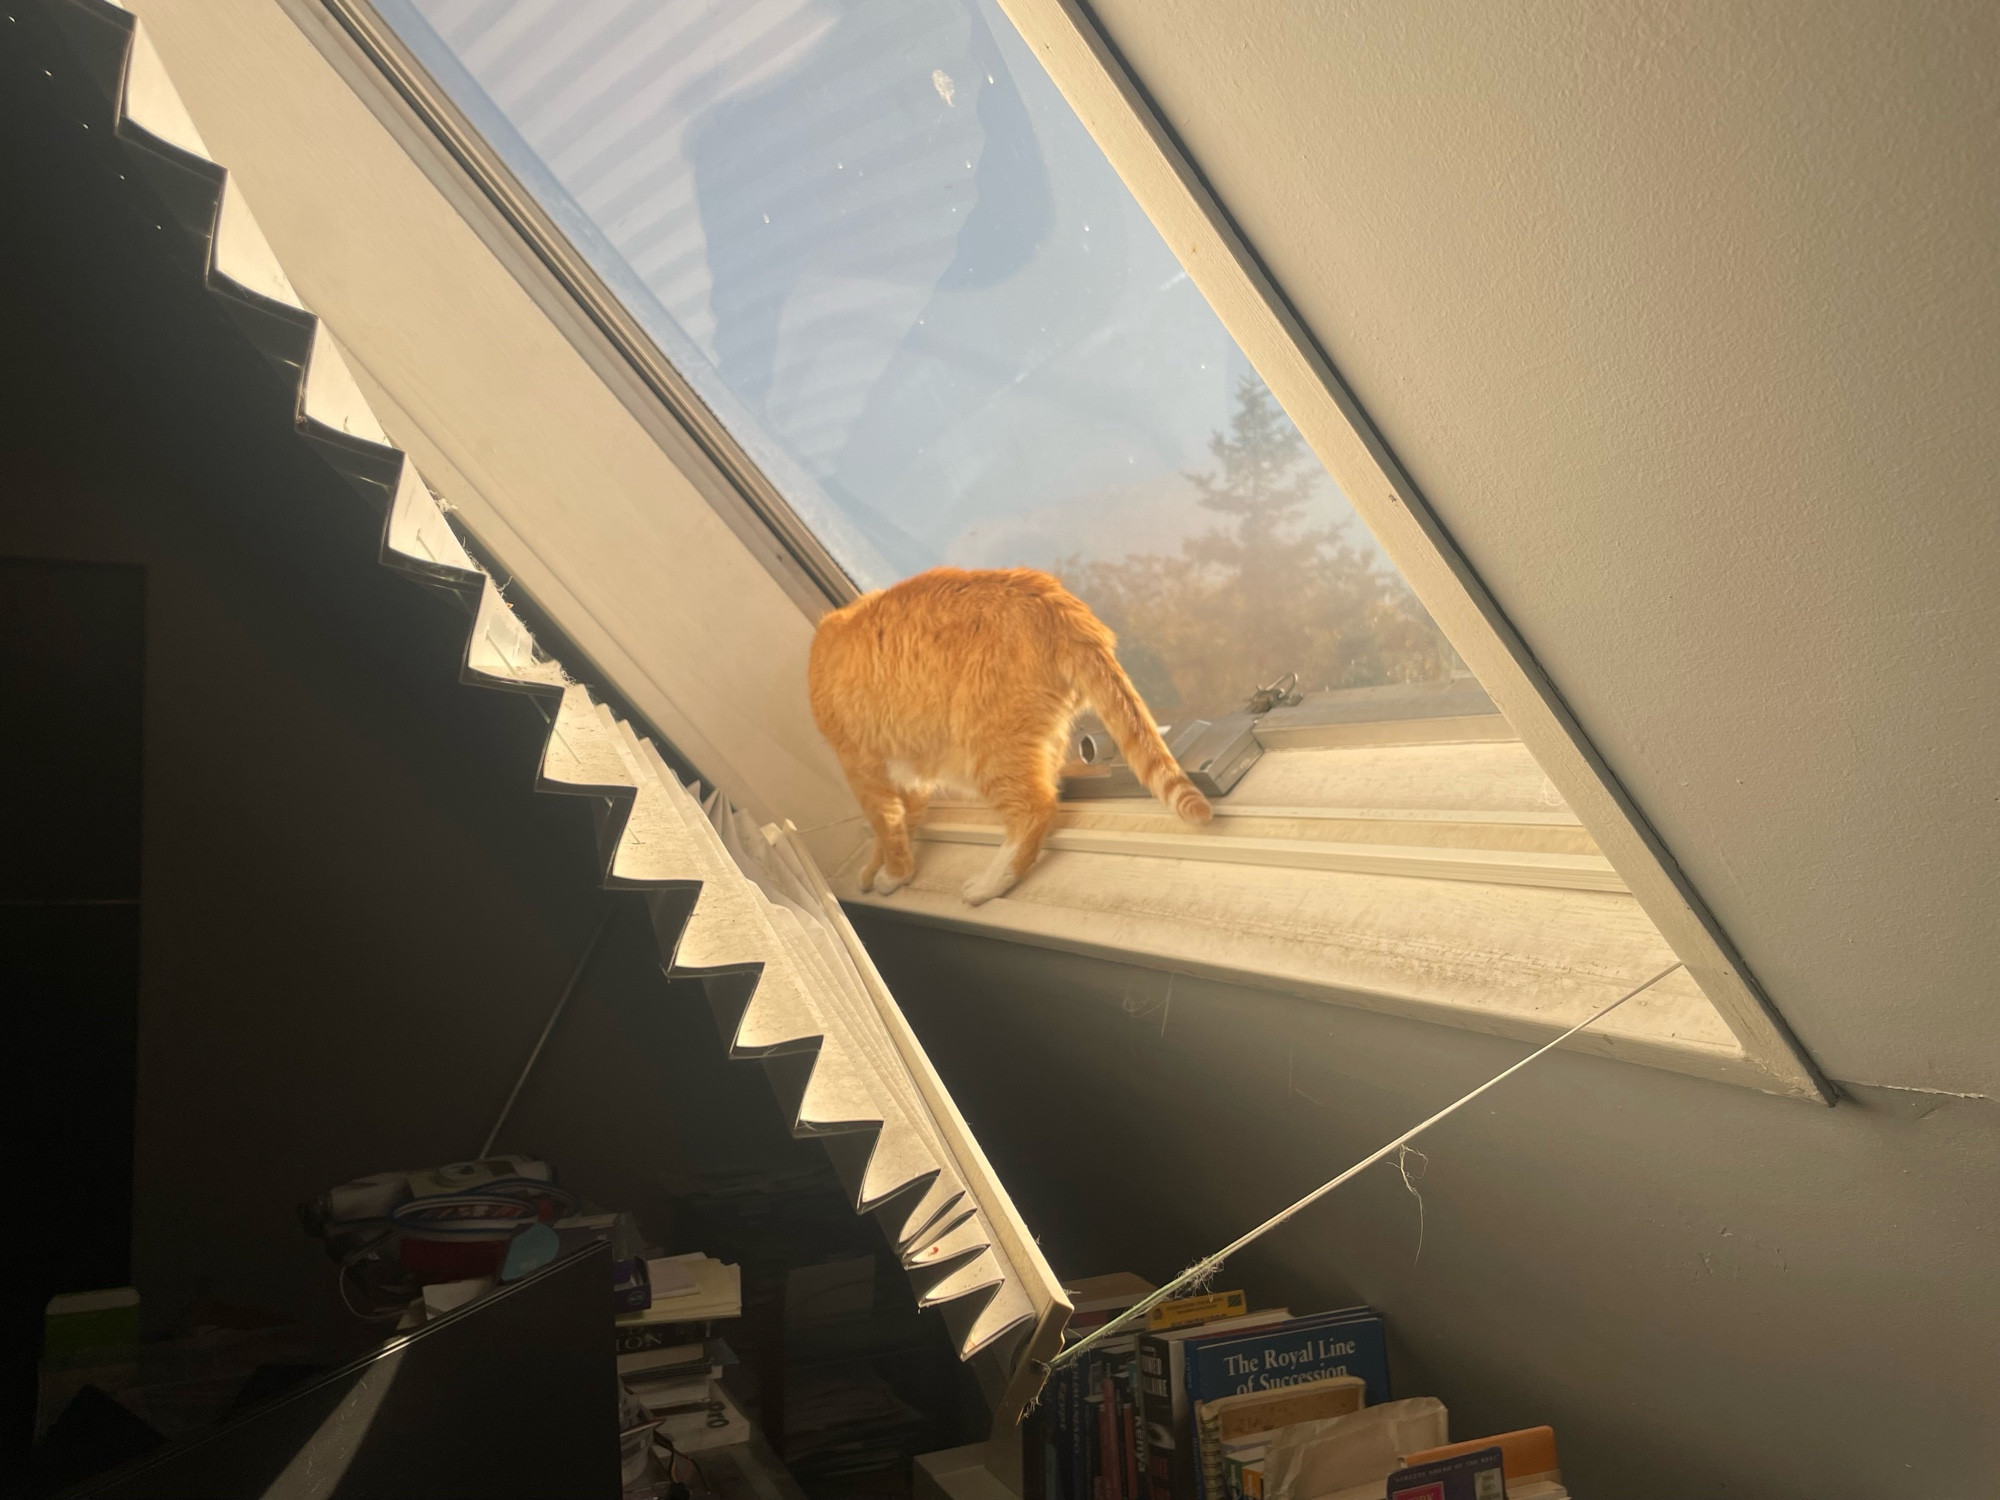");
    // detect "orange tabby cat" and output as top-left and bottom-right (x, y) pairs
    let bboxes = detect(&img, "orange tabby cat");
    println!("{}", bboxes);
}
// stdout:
(809, 566), (1211, 905)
